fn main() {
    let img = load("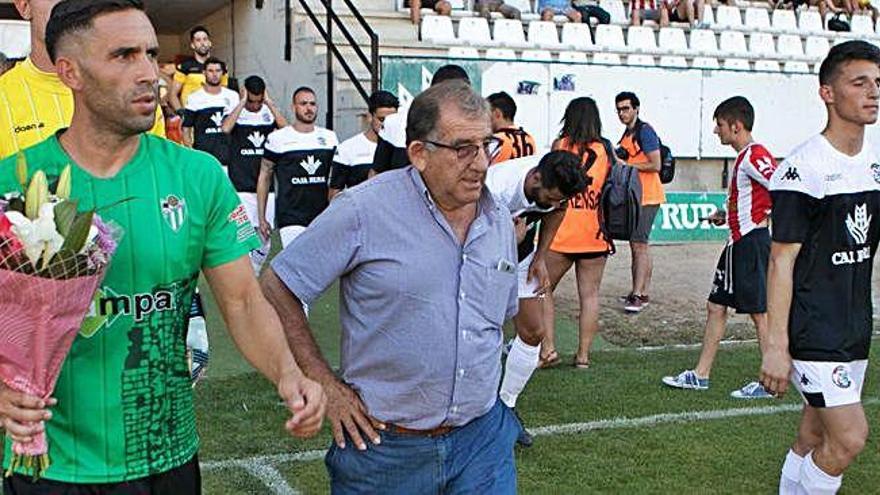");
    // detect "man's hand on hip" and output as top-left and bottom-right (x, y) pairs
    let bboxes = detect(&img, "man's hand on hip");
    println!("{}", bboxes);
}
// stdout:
(325, 380), (383, 451)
